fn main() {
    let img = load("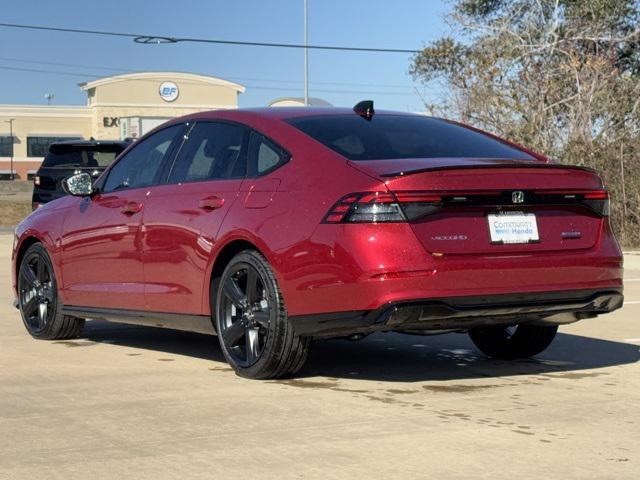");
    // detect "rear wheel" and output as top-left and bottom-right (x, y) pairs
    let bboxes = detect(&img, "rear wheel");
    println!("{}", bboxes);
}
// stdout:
(18, 243), (84, 340)
(214, 250), (310, 379)
(469, 324), (558, 359)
